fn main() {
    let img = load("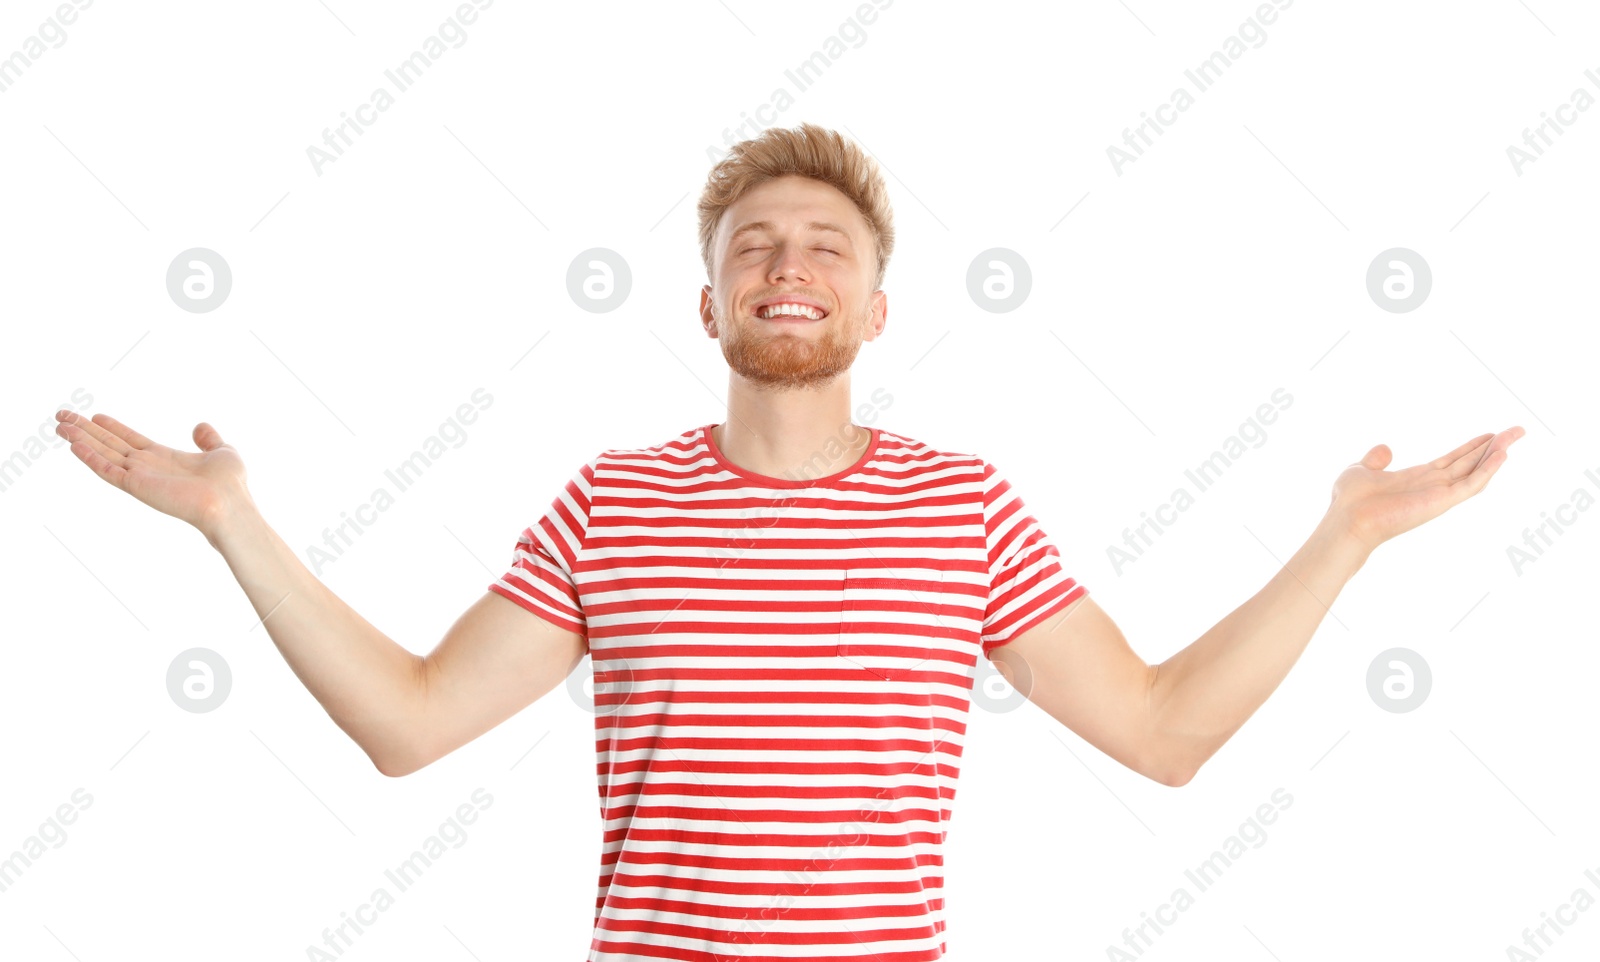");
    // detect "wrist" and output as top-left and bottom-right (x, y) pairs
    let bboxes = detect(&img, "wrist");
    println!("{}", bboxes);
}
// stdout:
(202, 494), (263, 553)
(1310, 508), (1375, 572)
